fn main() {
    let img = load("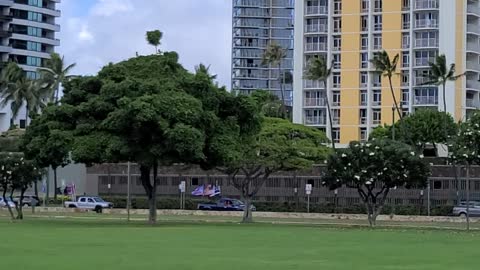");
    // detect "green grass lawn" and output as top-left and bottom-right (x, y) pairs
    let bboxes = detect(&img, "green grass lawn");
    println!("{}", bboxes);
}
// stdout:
(0, 218), (479, 270)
